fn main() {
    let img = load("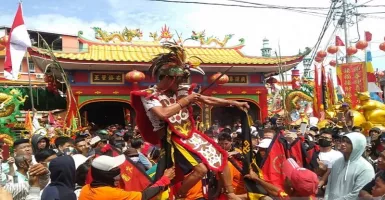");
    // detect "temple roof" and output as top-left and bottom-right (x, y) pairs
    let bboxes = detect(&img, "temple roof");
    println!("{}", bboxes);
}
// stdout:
(28, 26), (308, 67)
(30, 44), (304, 65)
